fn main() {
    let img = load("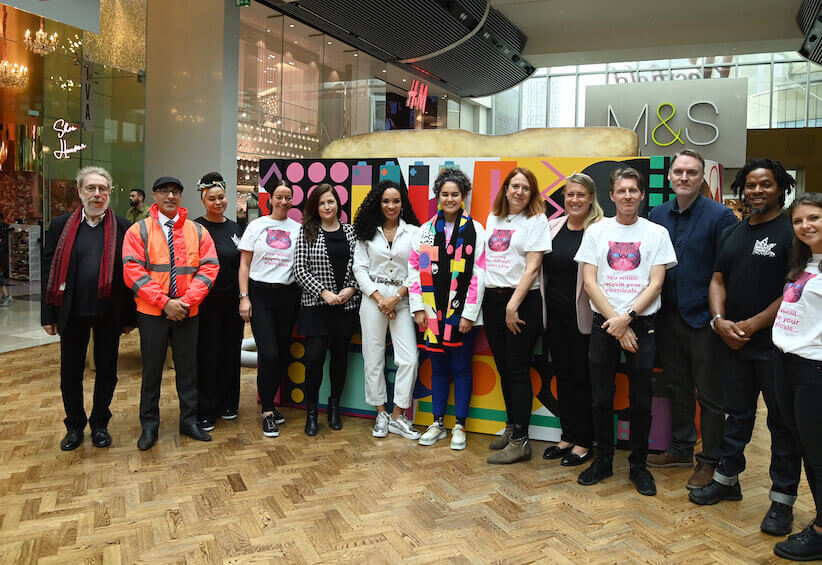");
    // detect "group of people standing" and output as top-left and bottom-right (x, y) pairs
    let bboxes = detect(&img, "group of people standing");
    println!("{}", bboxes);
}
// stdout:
(40, 150), (822, 561)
